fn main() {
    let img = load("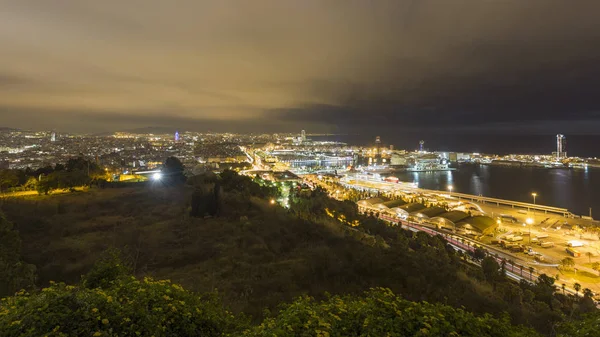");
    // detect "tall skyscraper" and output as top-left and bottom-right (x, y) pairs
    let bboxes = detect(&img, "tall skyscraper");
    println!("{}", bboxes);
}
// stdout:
(175, 131), (180, 142)
(51, 132), (56, 142)
(556, 134), (566, 159)
(419, 140), (425, 152)
(301, 130), (306, 142)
